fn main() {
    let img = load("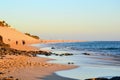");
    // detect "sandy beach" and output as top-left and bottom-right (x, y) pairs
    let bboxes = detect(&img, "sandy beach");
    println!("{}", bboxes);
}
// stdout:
(1, 0), (120, 79)
(0, 26), (77, 80)
(0, 55), (76, 80)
